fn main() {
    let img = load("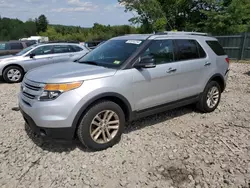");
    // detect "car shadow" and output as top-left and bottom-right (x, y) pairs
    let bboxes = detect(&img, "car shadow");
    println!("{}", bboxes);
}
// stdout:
(245, 71), (250, 76)
(0, 76), (4, 83)
(24, 123), (92, 153)
(24, 105), (196, 153)
(124, 105), (195, 134)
